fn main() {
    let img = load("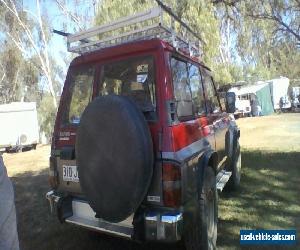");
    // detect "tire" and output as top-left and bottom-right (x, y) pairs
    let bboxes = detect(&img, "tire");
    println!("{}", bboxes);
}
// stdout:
(185, 166), (218, 250)
(76, 95), (153, 223)
(226, 141), (241, 191)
